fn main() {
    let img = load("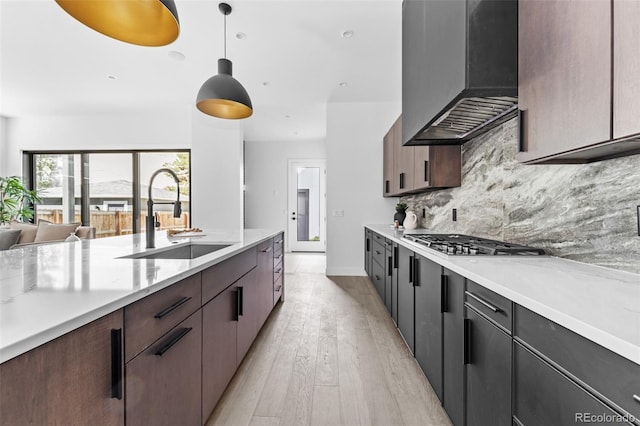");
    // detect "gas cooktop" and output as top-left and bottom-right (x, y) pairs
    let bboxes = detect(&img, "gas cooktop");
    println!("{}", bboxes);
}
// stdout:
(403, 233), (546, 256)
